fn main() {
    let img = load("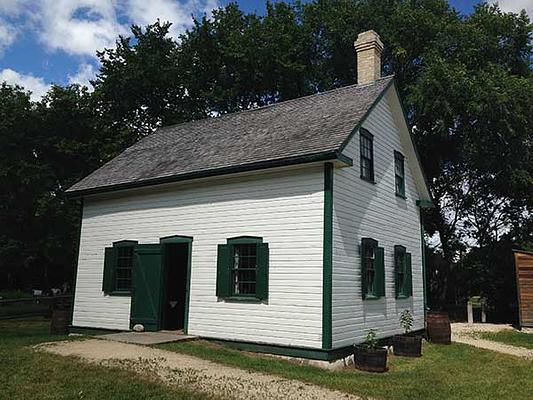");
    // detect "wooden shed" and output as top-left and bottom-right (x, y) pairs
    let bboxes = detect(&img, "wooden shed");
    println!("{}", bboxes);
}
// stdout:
(514, 249), (533, 328)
